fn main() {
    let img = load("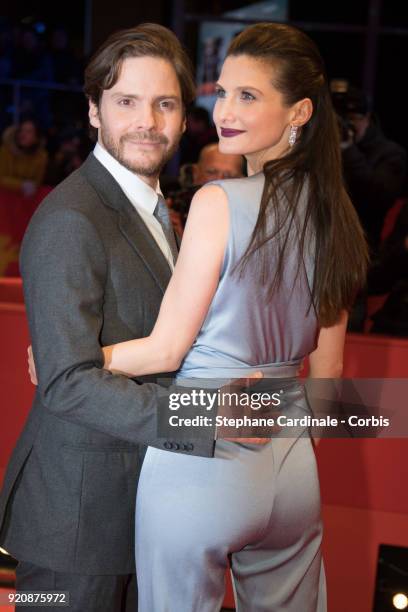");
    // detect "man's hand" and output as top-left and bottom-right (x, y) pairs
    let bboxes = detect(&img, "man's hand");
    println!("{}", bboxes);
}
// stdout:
(27, 345), (38, 385)
(217, 372), (273, 445)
